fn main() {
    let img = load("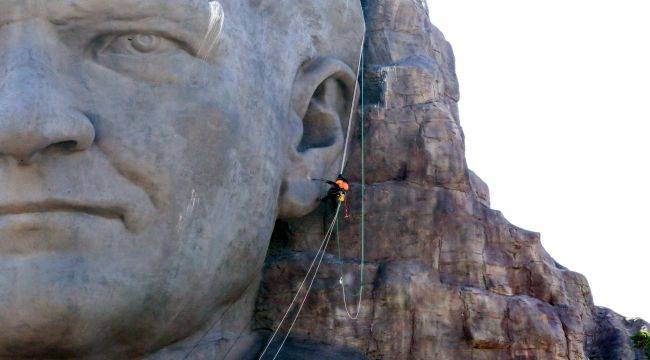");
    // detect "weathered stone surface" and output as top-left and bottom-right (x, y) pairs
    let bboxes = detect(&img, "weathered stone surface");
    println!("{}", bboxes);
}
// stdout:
(255, 1), (648, 359)
(470, 170), (490, 207)
(0, 0), (644, 358)
(587, 307), (648, 360)
(0, 1), (368, 358)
